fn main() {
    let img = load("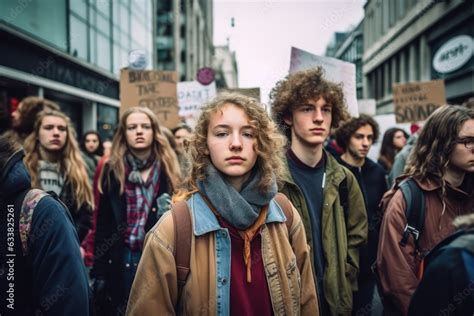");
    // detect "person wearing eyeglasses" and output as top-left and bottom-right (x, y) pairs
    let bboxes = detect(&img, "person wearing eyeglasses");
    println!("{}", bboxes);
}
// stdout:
(376, 105), (474, 315)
